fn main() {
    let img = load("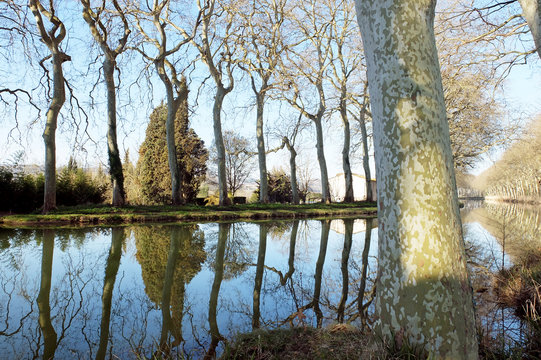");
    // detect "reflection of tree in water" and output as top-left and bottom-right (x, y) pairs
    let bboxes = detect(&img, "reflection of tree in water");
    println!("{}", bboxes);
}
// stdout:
(134, 225), (206, 305)
(206, 223), (254, 280)
(133, 225), (206, 355)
